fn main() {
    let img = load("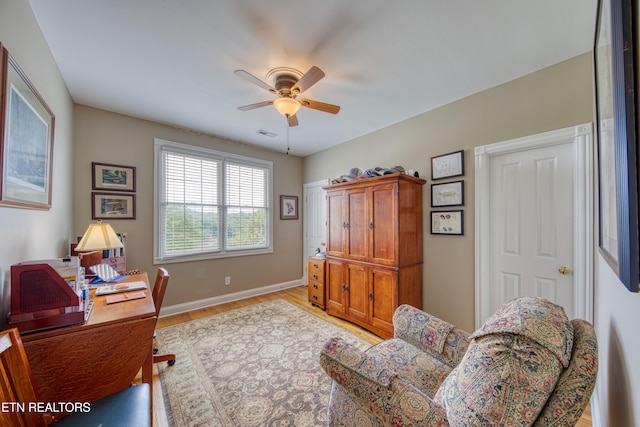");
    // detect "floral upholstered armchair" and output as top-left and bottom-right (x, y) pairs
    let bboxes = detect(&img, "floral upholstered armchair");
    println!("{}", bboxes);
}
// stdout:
(320, 297), (597, 426)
